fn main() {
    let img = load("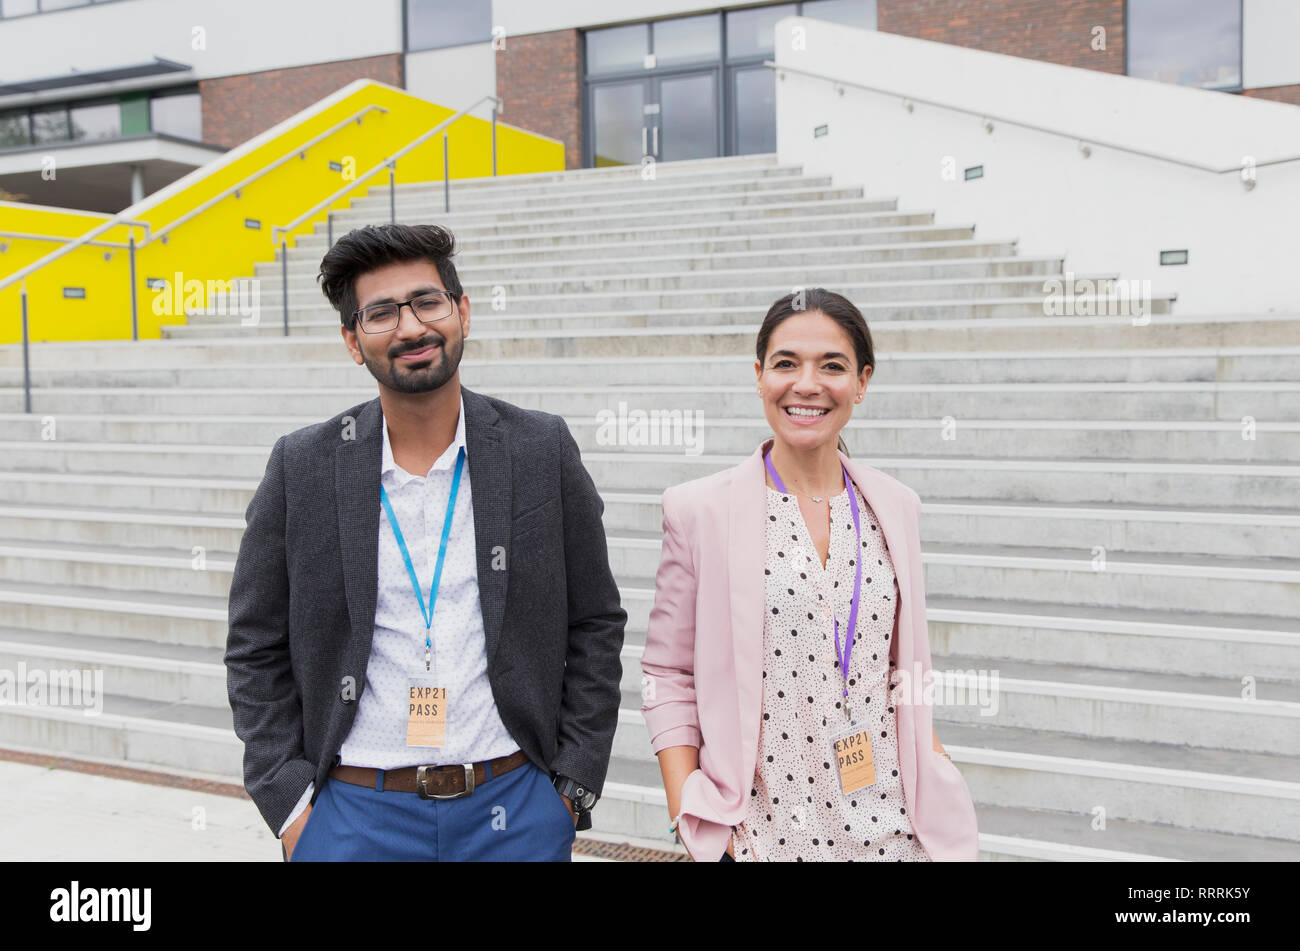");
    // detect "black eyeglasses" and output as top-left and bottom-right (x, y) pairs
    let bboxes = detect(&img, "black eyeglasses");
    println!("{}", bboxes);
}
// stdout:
(353, 290), (458, 333)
